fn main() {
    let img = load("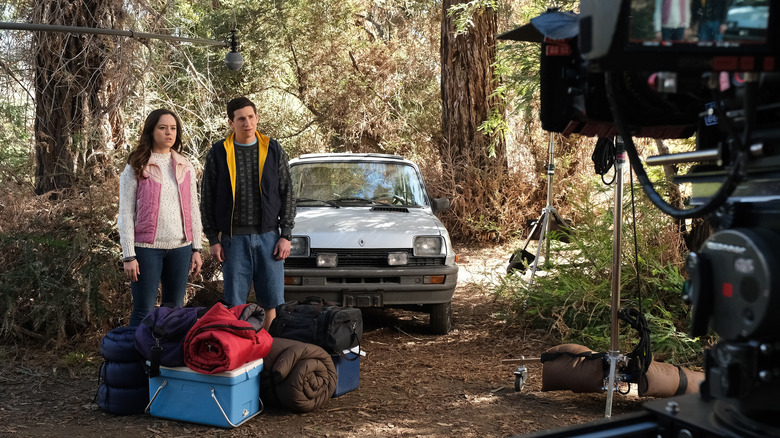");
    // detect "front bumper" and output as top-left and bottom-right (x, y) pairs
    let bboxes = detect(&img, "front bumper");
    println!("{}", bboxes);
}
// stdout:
(283, 264), (458, 307)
